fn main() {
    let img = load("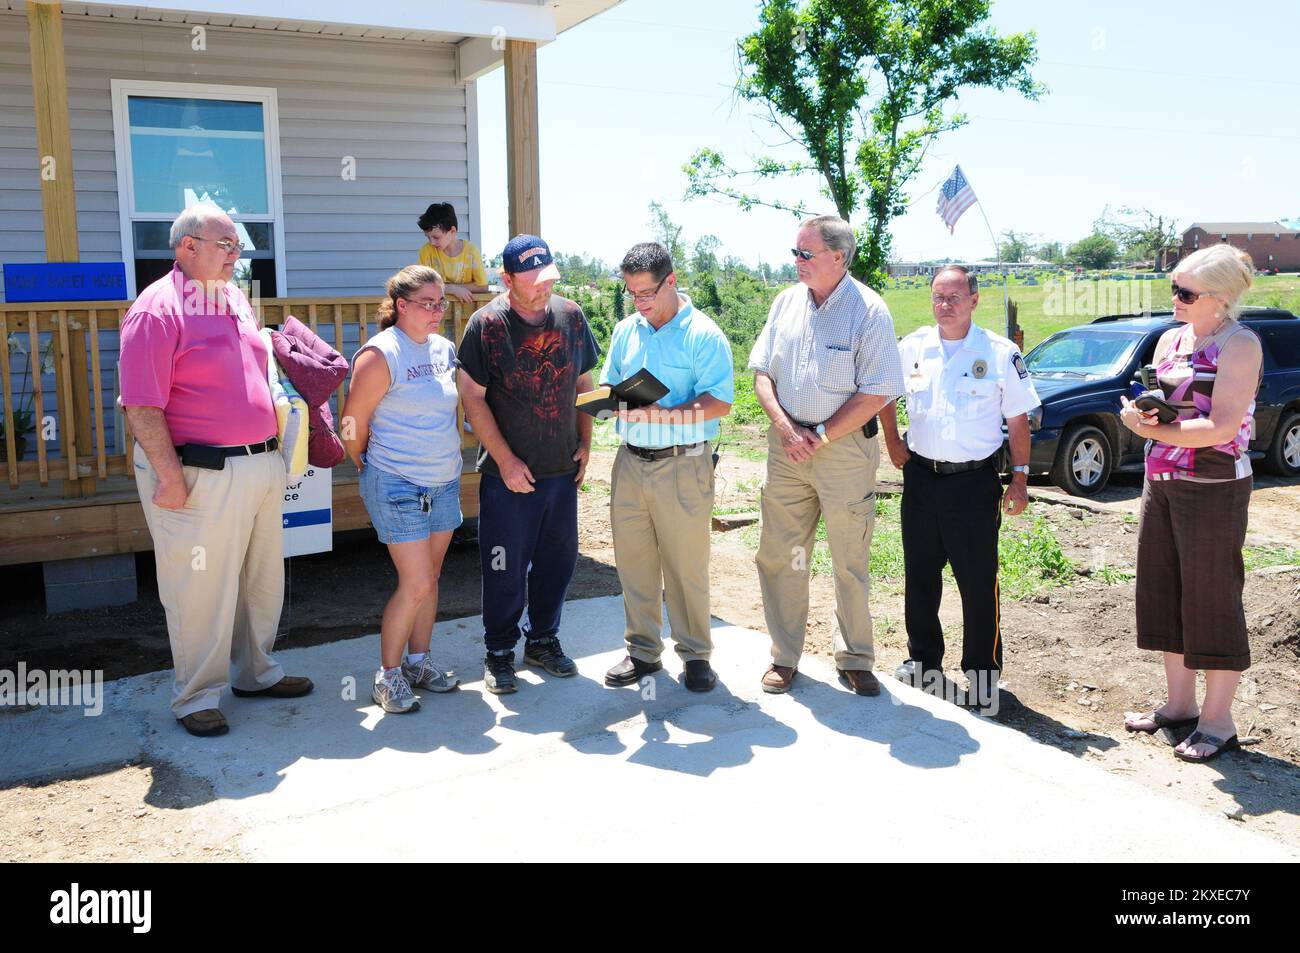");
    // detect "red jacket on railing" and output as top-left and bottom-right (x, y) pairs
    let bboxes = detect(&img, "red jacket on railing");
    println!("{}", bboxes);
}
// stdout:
(269, 315), (349, 468)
